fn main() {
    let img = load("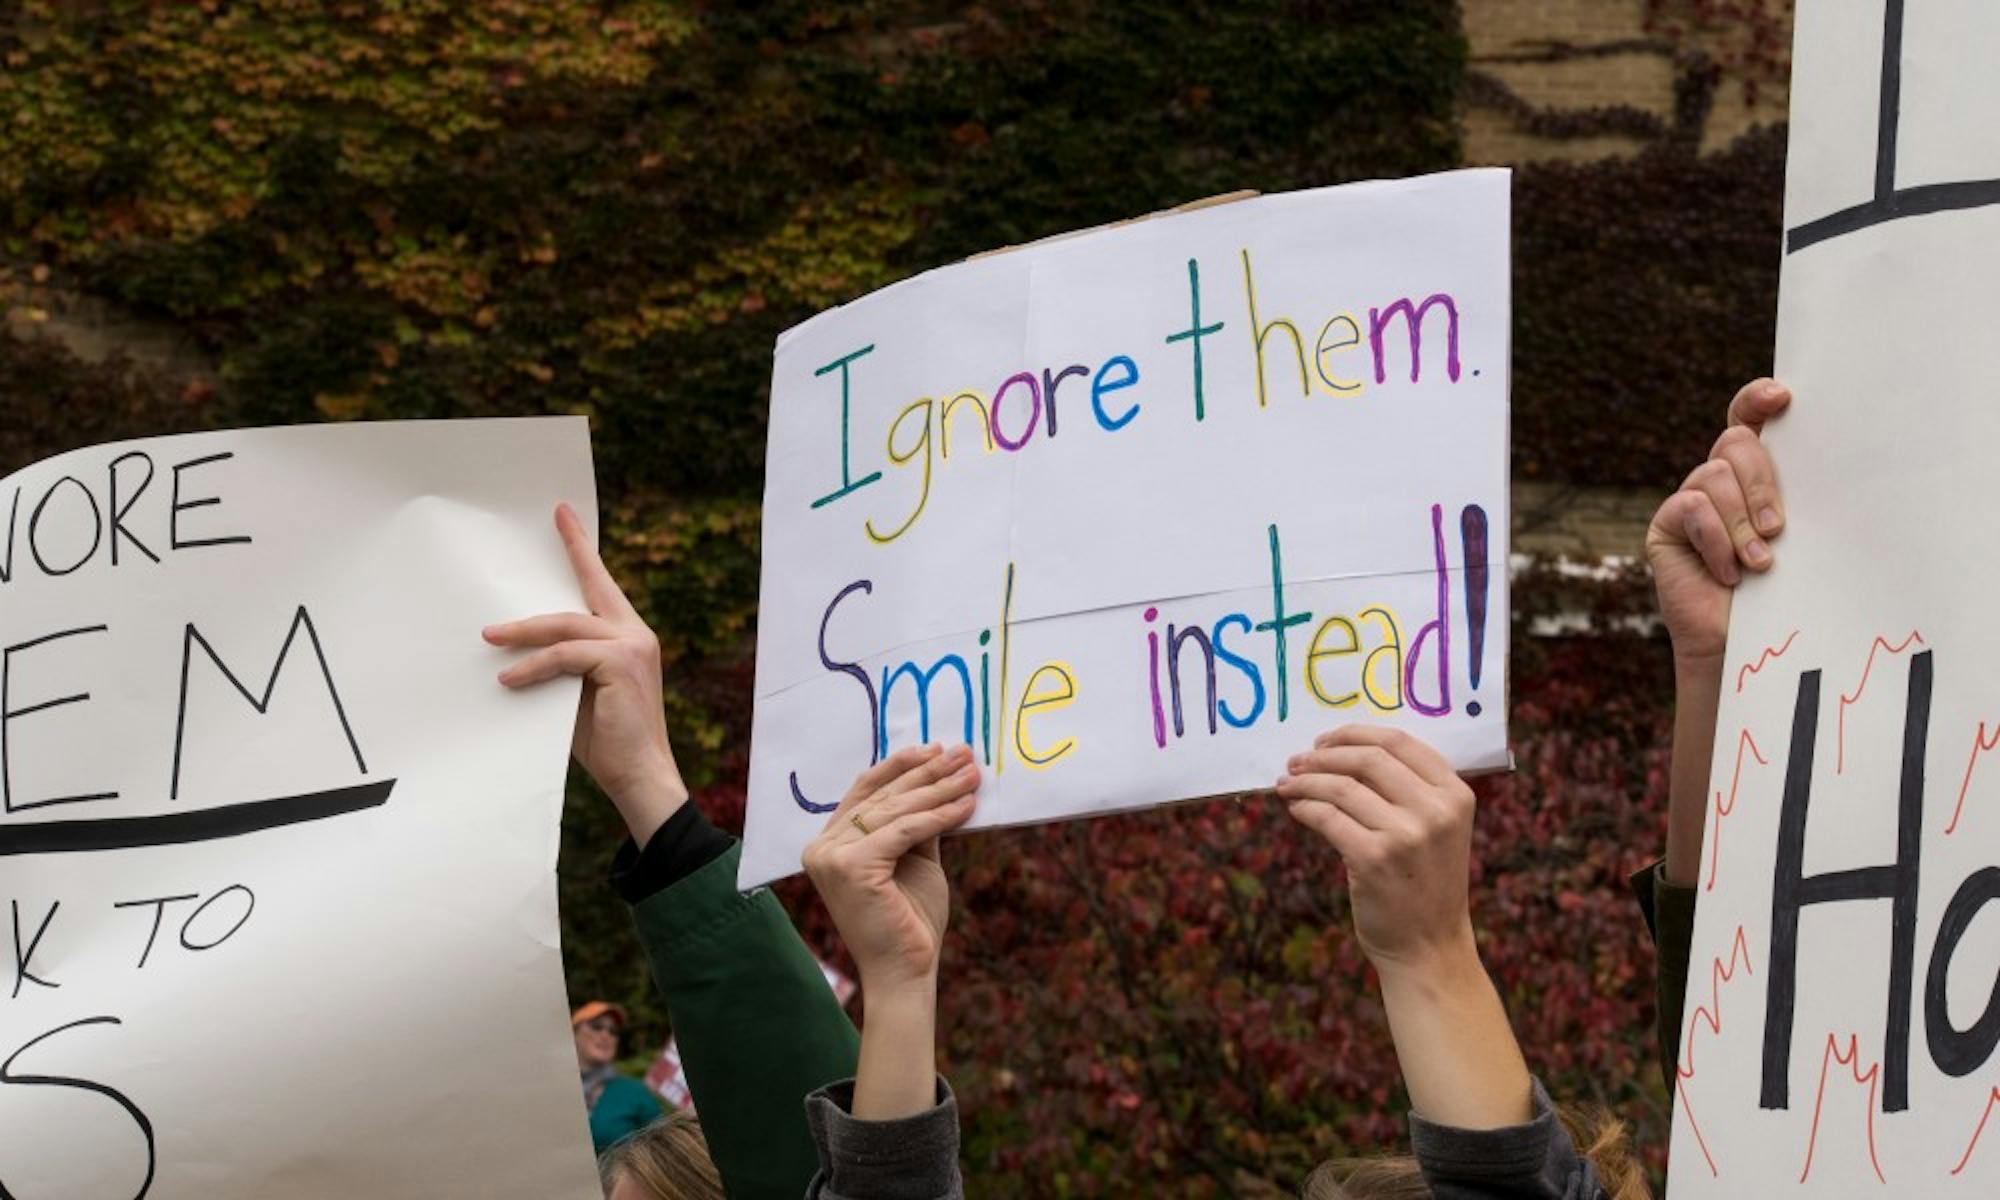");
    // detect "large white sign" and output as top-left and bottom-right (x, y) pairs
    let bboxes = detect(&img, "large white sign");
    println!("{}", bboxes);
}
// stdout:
(0, 420), (601, 1198)
(1670, 2), (2000, 1193)
(743, 171), (1512, 887)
